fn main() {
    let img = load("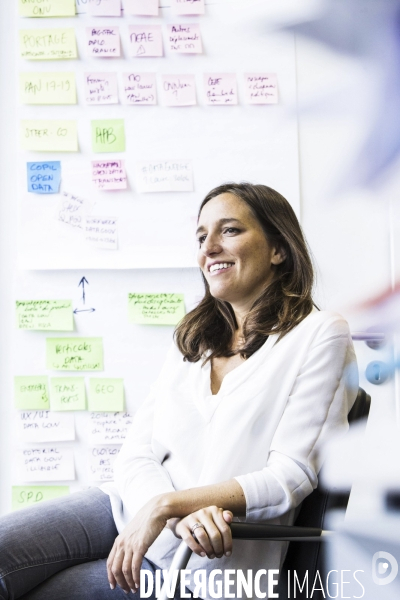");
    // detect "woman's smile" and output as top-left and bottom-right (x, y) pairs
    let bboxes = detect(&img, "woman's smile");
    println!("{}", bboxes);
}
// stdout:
(208, 261), (235, 275)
